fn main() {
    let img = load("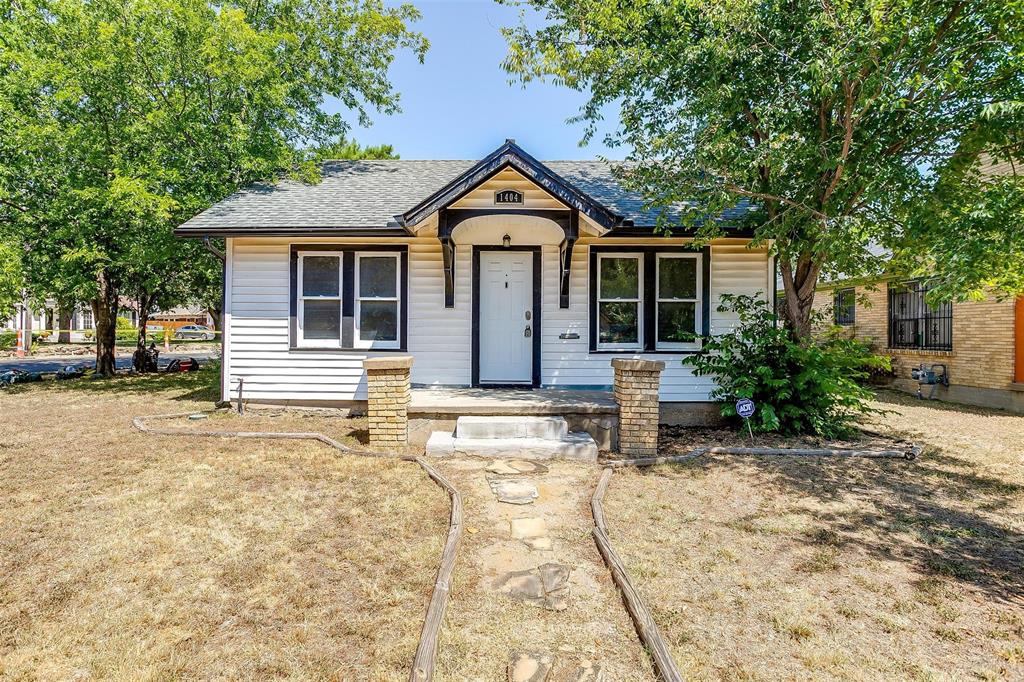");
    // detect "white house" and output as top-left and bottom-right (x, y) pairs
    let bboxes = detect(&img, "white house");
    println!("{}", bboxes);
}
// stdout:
(176, 140), (774, 420)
